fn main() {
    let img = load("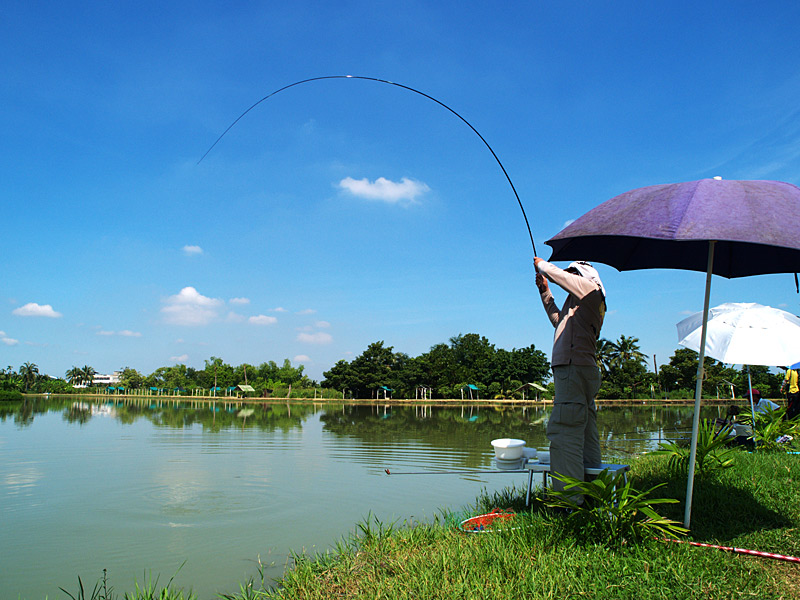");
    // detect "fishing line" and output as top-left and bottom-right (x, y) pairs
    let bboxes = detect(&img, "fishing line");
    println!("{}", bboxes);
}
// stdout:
(384, 468), (527, 475)
(198, 74), (537, 256)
